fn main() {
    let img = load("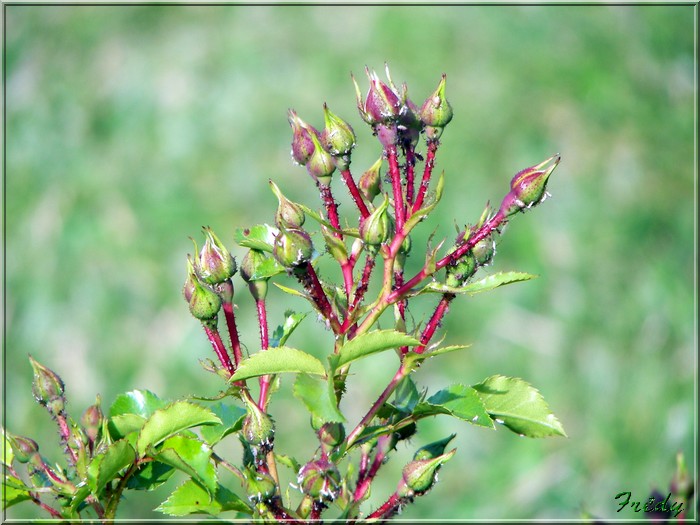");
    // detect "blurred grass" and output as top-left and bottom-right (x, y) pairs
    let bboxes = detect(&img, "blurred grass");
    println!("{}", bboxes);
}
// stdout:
(4, 4), (695, 521)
